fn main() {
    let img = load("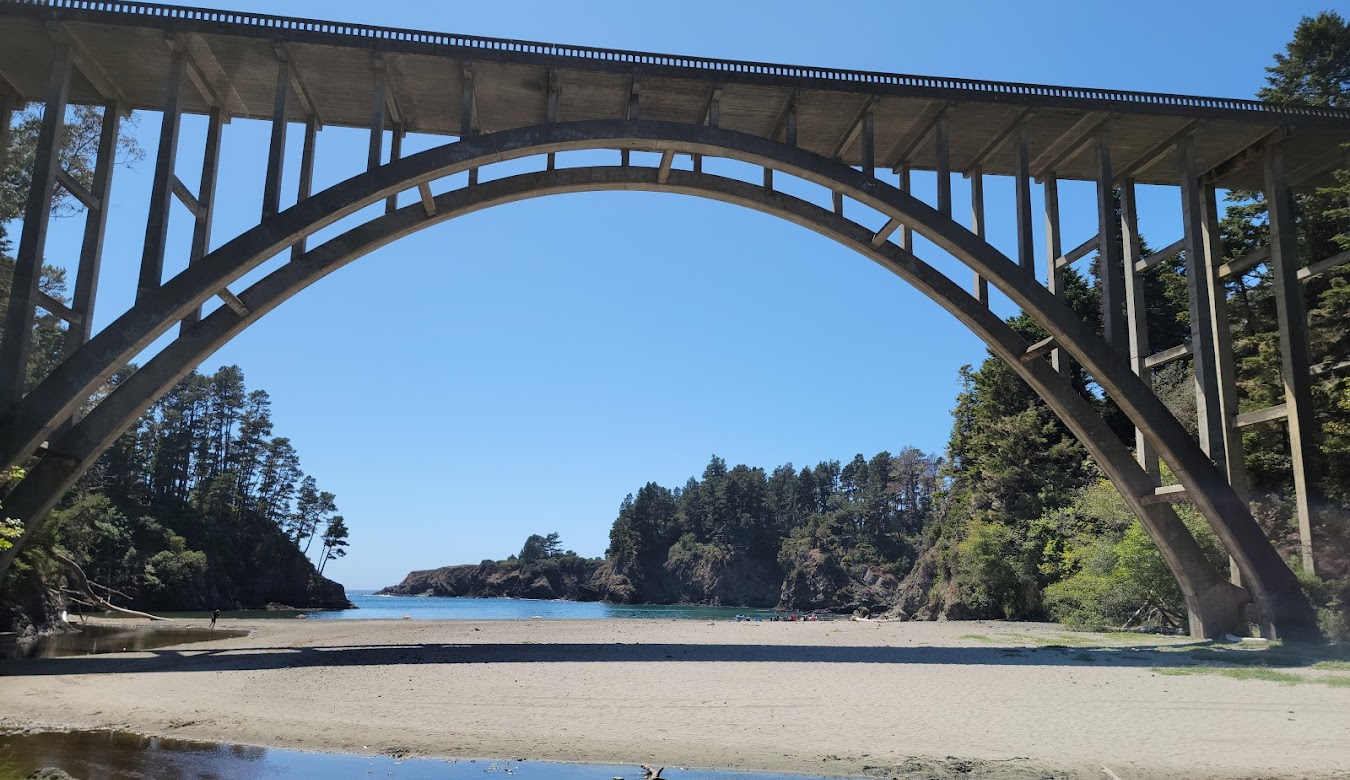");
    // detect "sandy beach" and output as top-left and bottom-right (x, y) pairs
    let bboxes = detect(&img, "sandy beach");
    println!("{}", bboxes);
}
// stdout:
(2, 618), (1348, 779)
